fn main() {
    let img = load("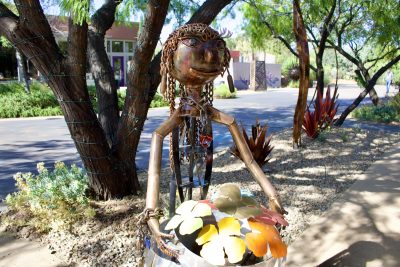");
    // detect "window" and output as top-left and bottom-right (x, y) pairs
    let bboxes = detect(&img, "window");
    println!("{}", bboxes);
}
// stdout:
(106, 40), (110, 53)
(125, 41), (134, 53)
(112, 41), (123, 53)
